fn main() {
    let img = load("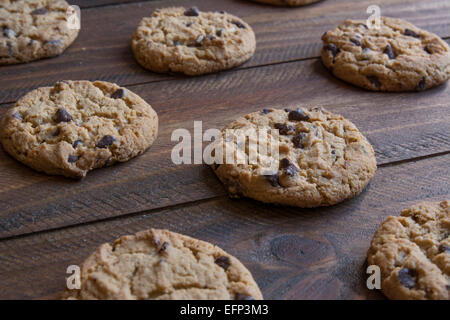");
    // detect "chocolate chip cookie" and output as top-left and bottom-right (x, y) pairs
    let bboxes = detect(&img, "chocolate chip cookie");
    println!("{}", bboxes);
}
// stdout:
(0, 0), (80, 64)
(321, 17), (450, 91)
(250, 0), (321, 6)
(131, 7), (256, 75)
(64, 228), (263, 300)
(210, 107), (377, 207)
(367, 201), (449, 300)
(0, 80), (158, 179)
